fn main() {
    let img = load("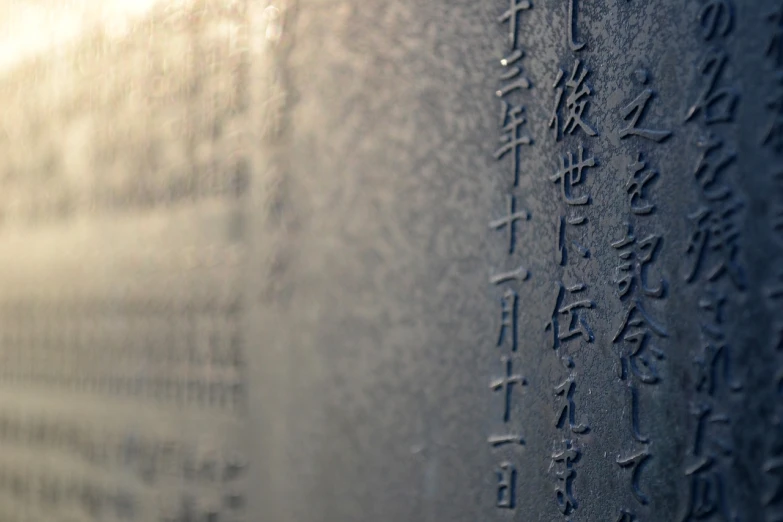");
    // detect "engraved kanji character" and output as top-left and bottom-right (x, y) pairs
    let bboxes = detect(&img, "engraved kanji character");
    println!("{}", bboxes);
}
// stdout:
(498, 0), (531, 51)
(490, 195), (529, 255)
(545, 282), (594, 368)
(764, 72), (783, 154)
(619, 69), (672, 142)
(491, 356), (527, 422)
(497, 49), (531, 98)
(617, 449), (651, 506)
(685, 48), (738, 125)
(549, 145), (595, 205)
(690, 402), (733, 460)
(494, 102), (532, 186)
(694, 133), (735, 201)
(496, 289), (519, 352)
(496, 462), (516, 509)
(550, 60), (598, 140)
(552, 439), (580, 515)
(684, 199), (745, 291)
(626, 153), (658, 215)
(568, 0), (585, 51)
(699, 0), (734, 41)
(490, 266), (529, 285)
(613, 301), (667, 442)
(694, 289), (743, 395)
(613, 301), (668, 381)
(767, 5), (783, 68)
(612, 224), (665, 300)
(554, 375), (589, 434)
(555, 215), (590, 266)
(616, 509), (637, 522)
(683, 455), (739, 522)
